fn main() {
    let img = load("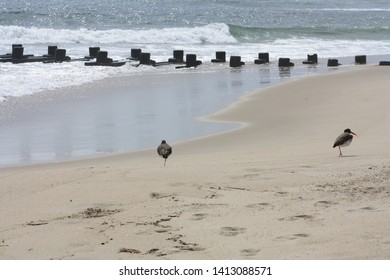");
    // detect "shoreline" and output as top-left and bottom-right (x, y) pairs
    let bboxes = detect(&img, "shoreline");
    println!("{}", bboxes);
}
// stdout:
(1, 54), (387, 168)
(1, 66), (390, 259)
(0, 64), (366, 170)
